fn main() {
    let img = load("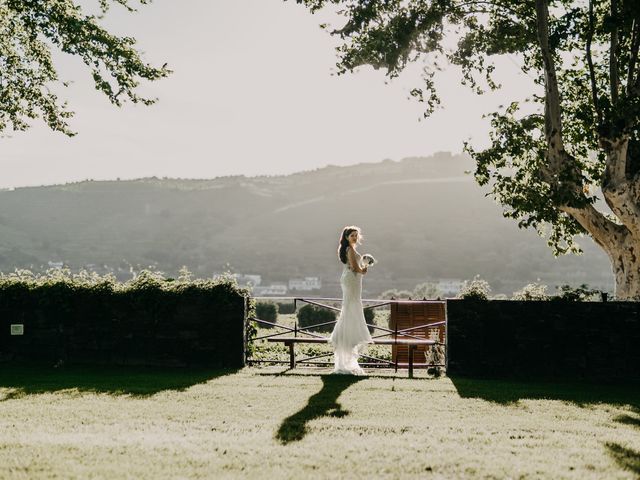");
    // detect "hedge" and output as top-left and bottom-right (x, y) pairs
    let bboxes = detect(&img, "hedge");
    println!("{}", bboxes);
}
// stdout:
(255, 302), (278, 328)
(0, 269), (251, 368)
(297, 304), (337, 333)
(446, 298), (640, 381)
(296, 304), (375, 333)
(276, 301), (296, 315)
